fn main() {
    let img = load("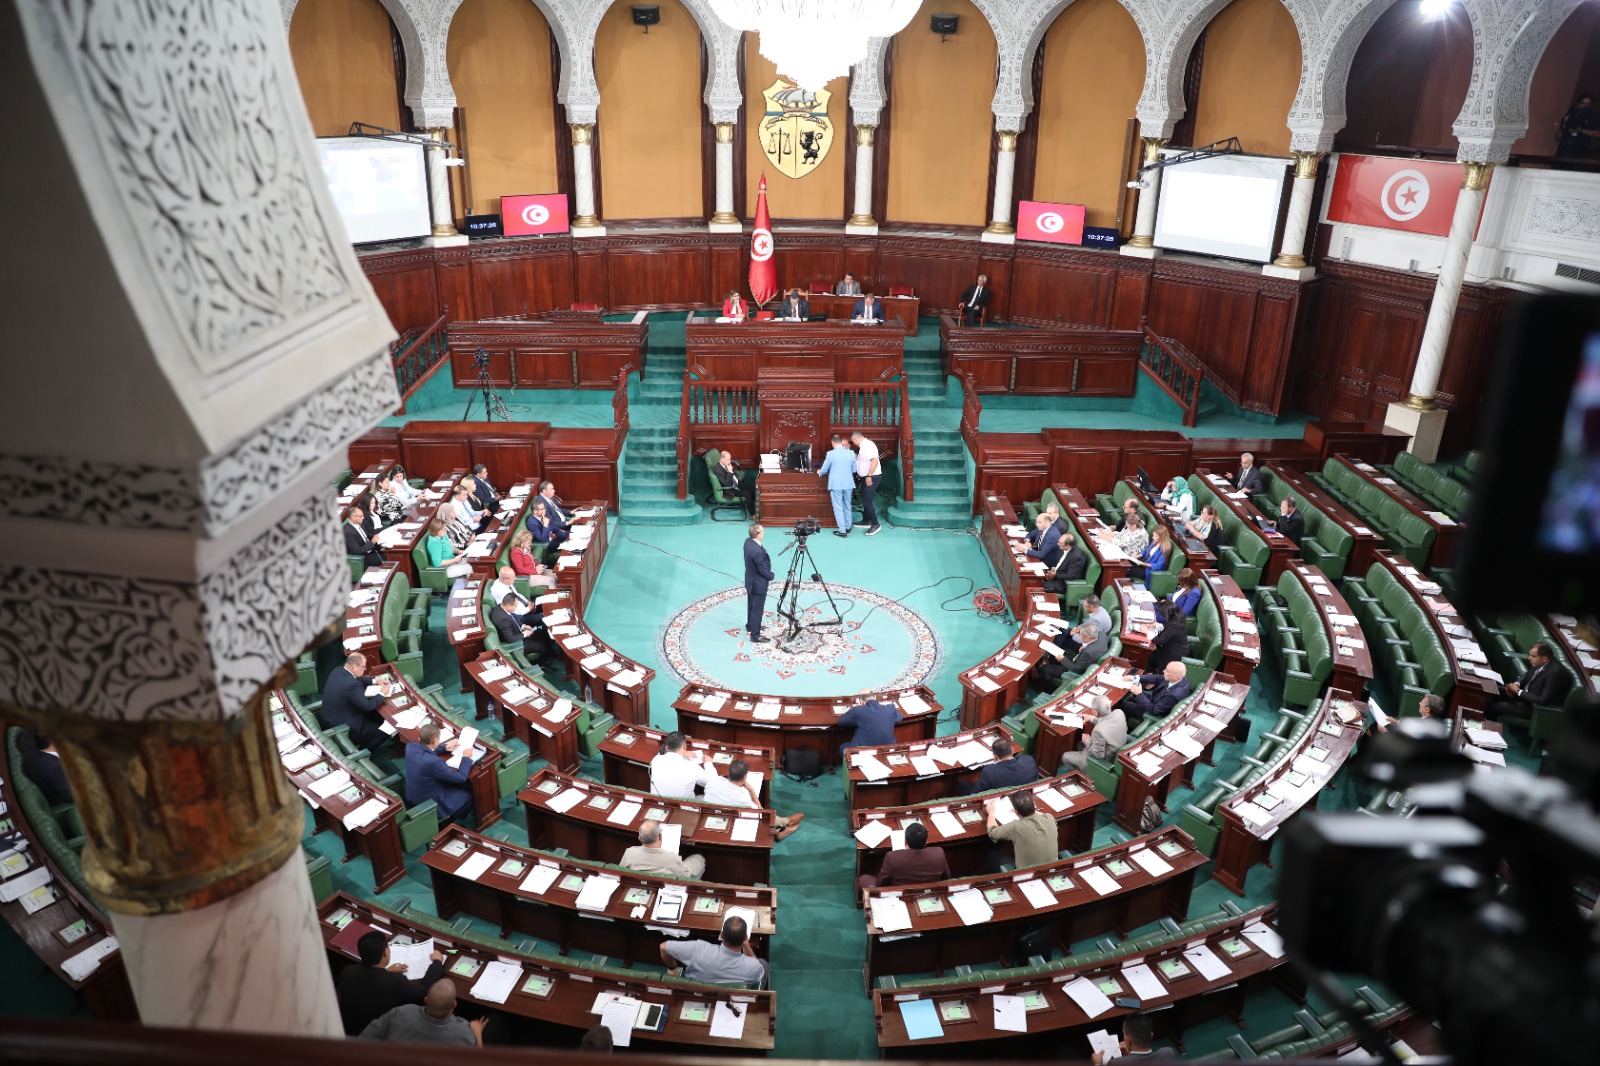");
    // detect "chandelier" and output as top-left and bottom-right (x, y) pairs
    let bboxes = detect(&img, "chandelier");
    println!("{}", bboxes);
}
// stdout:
(708, 0), (922, 92)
